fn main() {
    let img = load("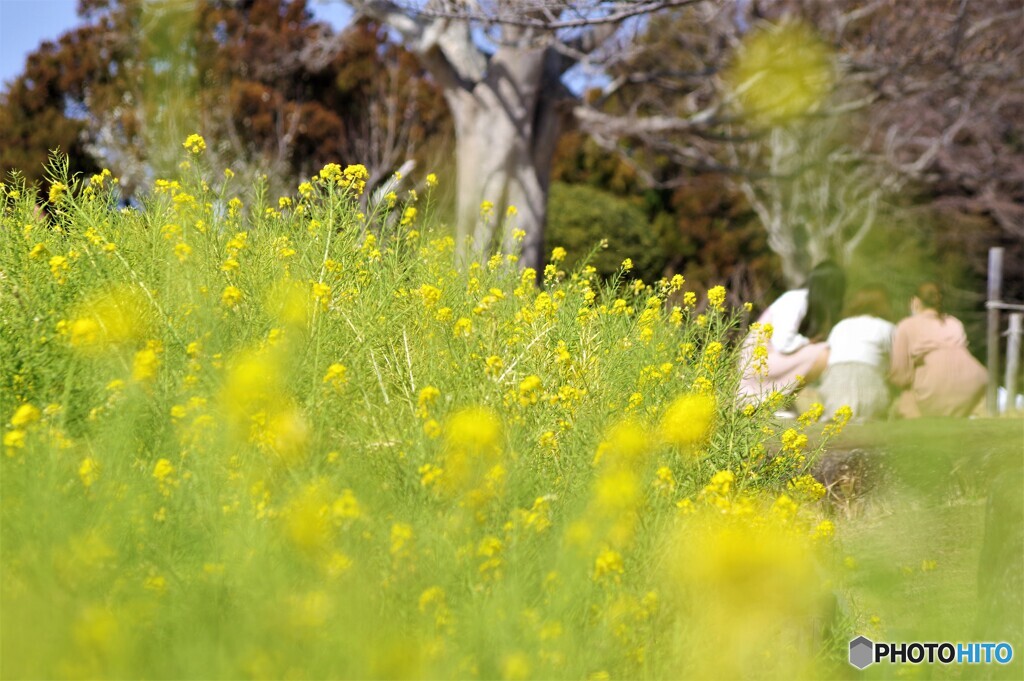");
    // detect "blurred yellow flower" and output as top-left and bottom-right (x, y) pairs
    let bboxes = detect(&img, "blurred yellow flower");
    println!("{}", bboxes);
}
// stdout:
(660, 393), (716, 450)
(728, 20), (834, 127)
(10, 403), (41, 427)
